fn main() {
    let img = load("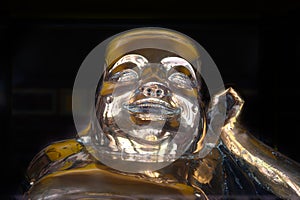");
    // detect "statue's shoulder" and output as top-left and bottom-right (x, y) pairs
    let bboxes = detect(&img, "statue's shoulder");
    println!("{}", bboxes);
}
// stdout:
(25, 140), (202, 200)
(42, 139), (84, 161)
(26, 139), (91, 184)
